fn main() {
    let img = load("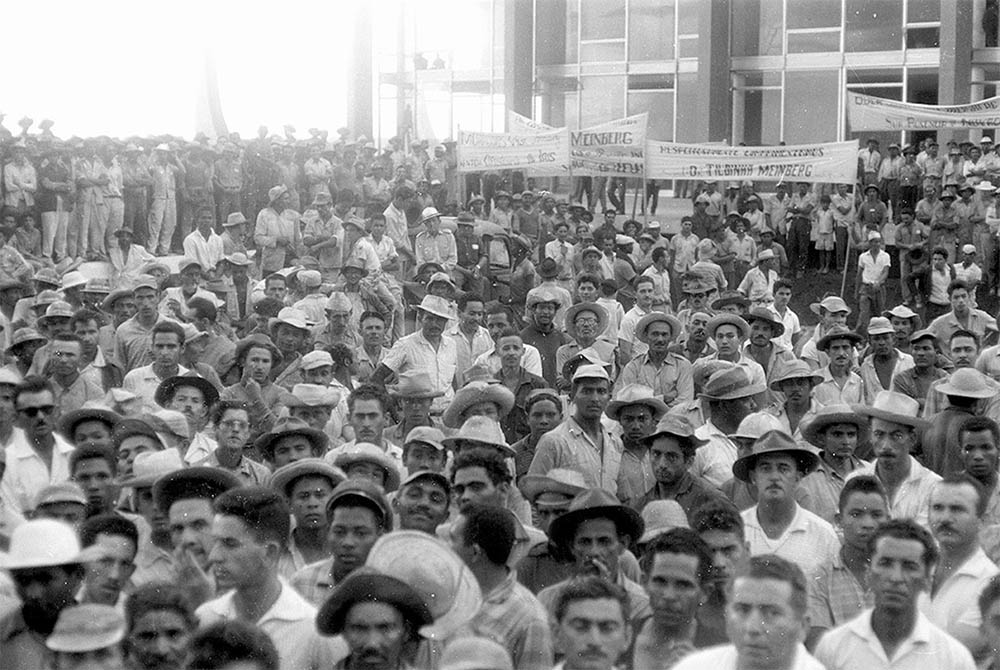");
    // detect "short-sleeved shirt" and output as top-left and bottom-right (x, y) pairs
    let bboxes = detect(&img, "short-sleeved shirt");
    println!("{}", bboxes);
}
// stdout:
(690, 420), (740, 489)
(617, 352), (694, 410)
(858, 249), (892, 284)
(381, 331), (457, 410)
(741, 503), (839, 579)
(917, 547), (999, 650)
(807, 550), (874, 631)
(846, 457), (942, 529)
(528, 416), (623, 494)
